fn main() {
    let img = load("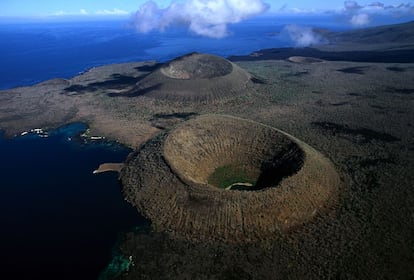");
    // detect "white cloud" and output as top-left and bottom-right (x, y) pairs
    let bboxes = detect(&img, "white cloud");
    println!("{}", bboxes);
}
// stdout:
(344, 1), (363, 11)
(54, 10), (66, 16)
(95, 8), (129, 16)
(284, 25), (326, 47)
(286, 7), (317, 14)
(350, 13), (370, 26)
(52, 8), (128, 17)
(368, 2), (385, 9)
(343, 1), (370, 26)
(342, 1), (414, 26)
(132, 0), (270, 38)
(383, 2), (414, 15)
